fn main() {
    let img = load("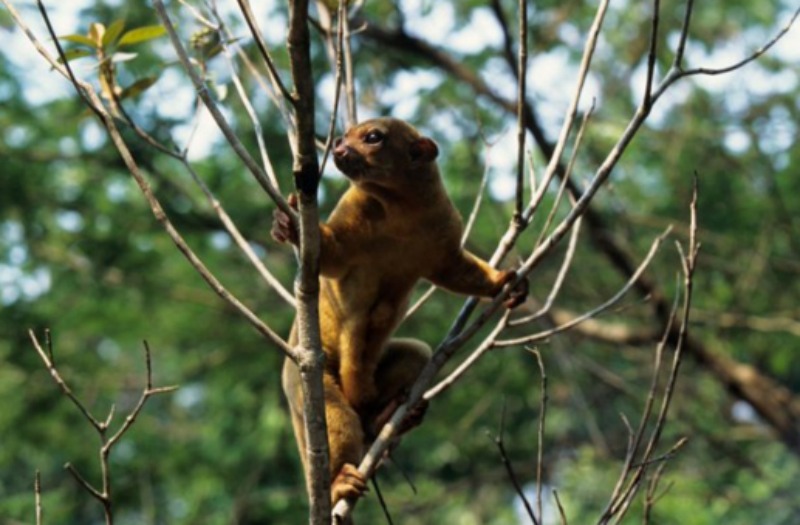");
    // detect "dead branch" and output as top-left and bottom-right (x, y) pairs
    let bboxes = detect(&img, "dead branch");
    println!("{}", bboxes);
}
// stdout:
(29, 332), (176, 525)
